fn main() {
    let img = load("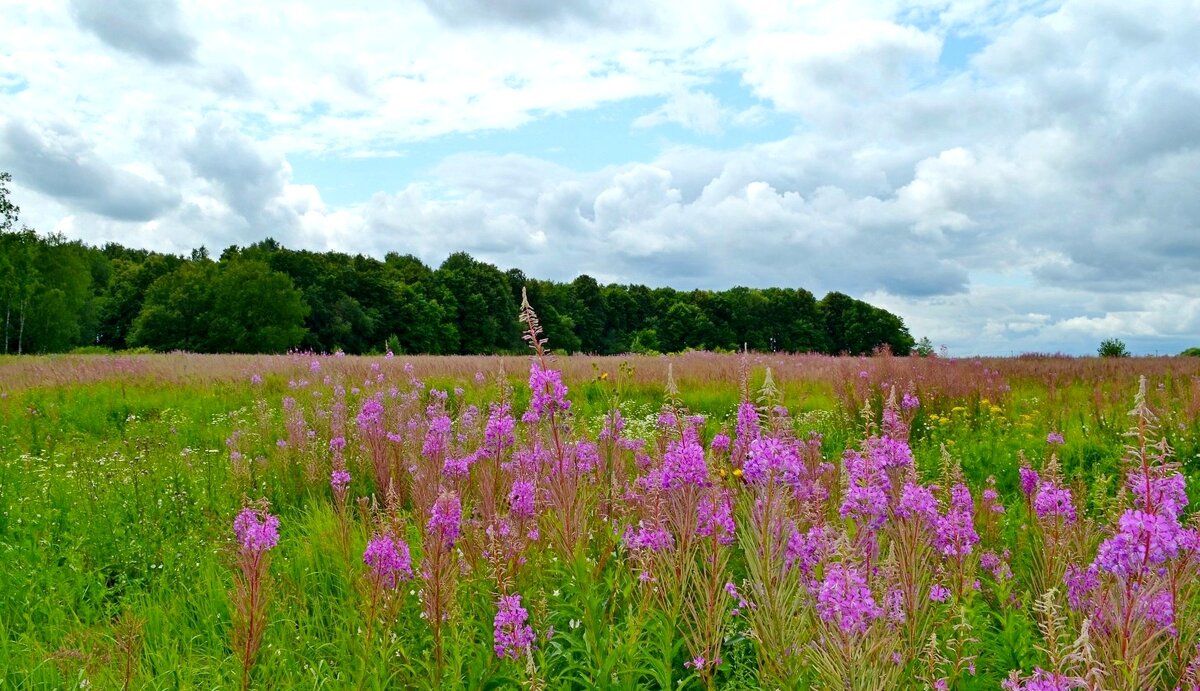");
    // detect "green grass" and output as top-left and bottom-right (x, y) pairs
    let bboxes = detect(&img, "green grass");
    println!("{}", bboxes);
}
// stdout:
(0, 354), (1197, 688)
